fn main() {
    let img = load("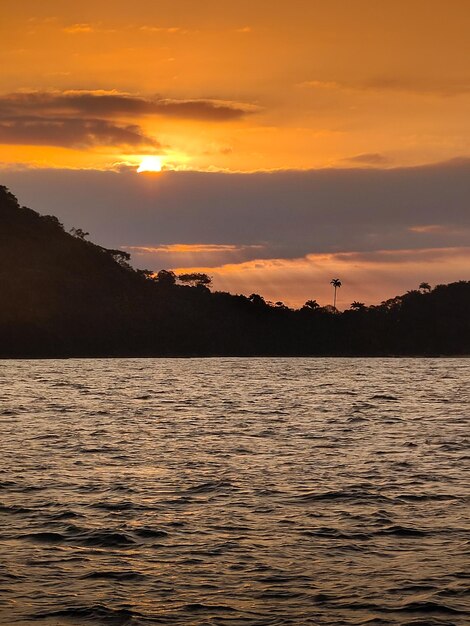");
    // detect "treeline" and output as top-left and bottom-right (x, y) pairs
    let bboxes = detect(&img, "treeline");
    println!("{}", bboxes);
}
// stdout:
(0, 185), (468, 357)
